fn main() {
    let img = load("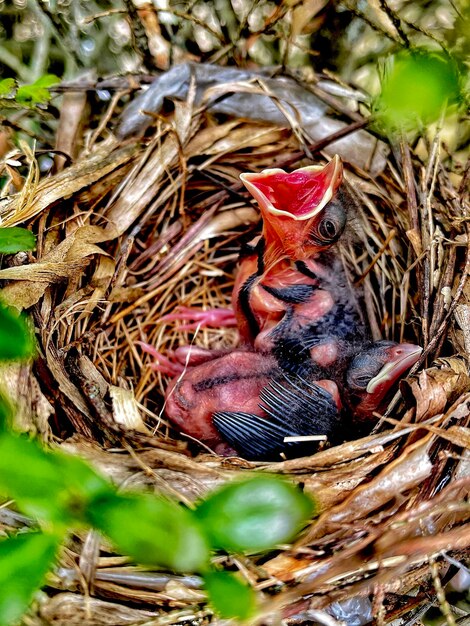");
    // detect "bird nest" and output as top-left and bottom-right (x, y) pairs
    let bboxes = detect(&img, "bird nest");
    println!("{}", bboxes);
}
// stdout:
(0, 66), (469, 625)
